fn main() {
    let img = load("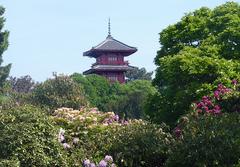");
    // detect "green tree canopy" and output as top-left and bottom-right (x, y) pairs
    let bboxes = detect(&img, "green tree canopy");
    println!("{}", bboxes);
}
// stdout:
(32, 74), (87, 110)
(148, 2), (240, 126)
(0, 6), (11, 88)
(126, 67), (153, 81)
